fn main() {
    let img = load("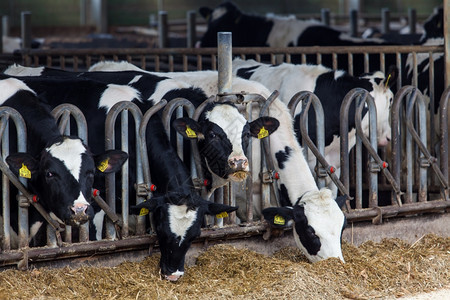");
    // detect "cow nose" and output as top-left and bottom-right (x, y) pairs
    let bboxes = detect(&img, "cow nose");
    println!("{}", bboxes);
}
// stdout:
(228, 156), (249, 171)
(71, 203), (88, 215)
